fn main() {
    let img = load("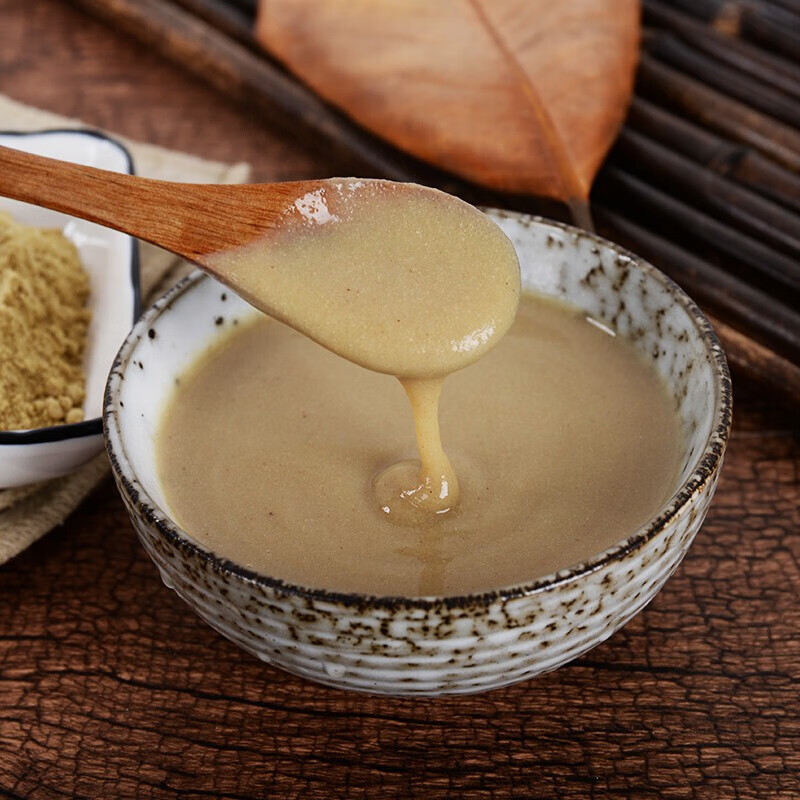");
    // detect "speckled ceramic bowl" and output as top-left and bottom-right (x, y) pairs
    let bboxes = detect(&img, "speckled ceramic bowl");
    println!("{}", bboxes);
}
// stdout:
(104, 212), (731, 696)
